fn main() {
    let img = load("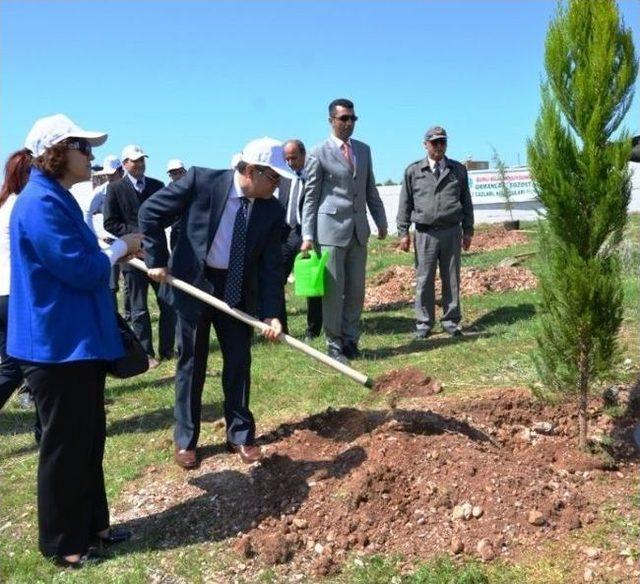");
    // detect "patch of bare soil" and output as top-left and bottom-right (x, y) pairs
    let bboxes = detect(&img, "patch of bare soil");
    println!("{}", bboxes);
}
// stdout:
(364, 265), (537, 311)
(113, 383), (640, 583)
(471, 226), (530, 251)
